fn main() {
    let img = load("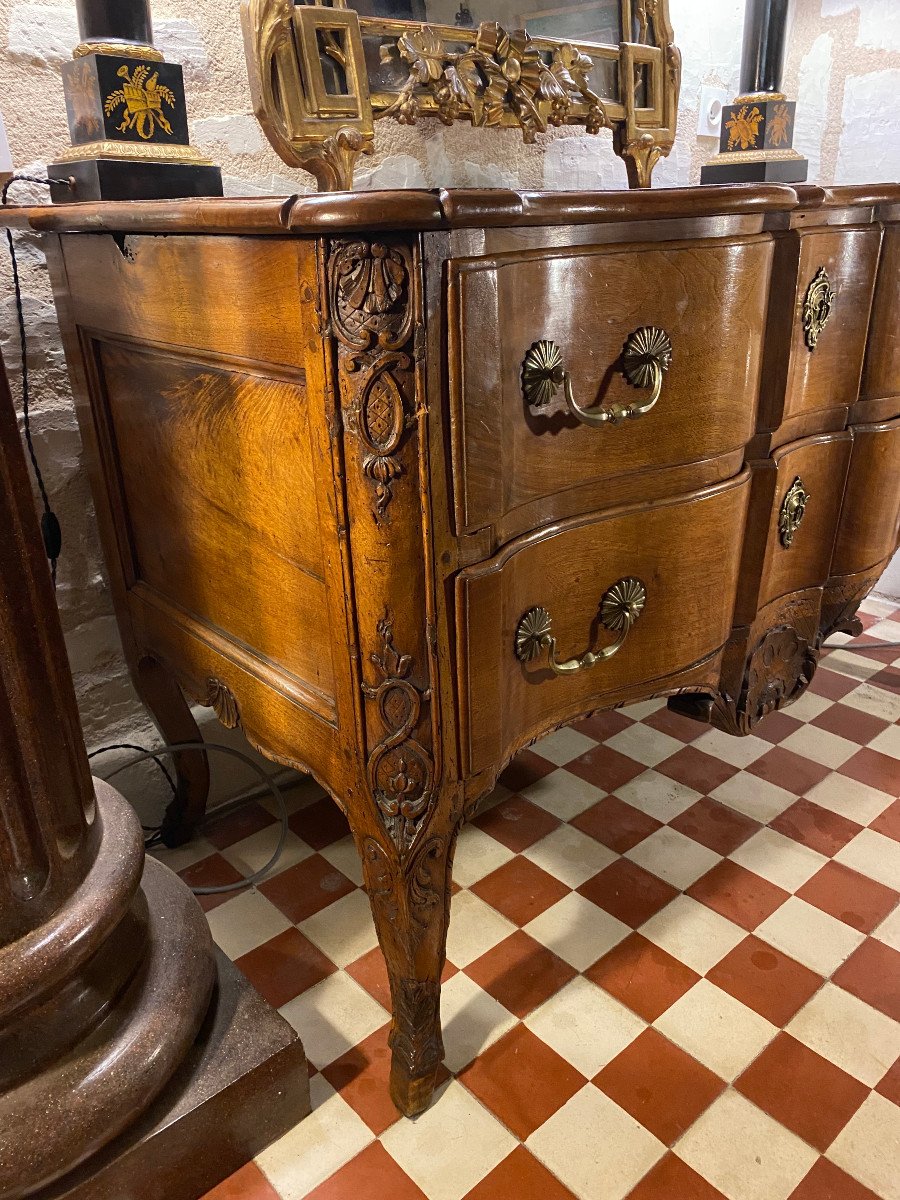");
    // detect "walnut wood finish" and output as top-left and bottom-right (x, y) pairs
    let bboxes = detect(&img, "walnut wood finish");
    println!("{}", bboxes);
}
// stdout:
(10, 181), (899, 1119)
